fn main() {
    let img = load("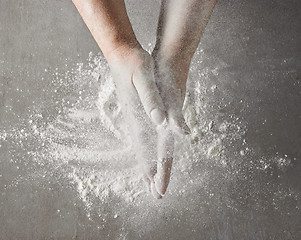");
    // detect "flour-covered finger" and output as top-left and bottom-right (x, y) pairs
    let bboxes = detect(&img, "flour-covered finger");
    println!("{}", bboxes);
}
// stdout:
(169, 110), (191, 135)
(132, 59), (167, 125)
(155, 125), (174, 196)
(151, 182), (162, 199)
